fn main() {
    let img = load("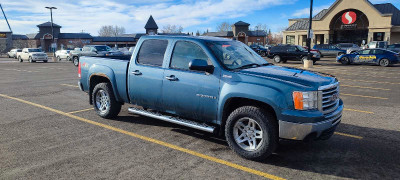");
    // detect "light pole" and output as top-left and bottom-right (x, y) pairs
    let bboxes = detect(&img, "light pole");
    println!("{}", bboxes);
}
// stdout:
(307, 0), (313, 61)
(45, 6), (57, 57)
